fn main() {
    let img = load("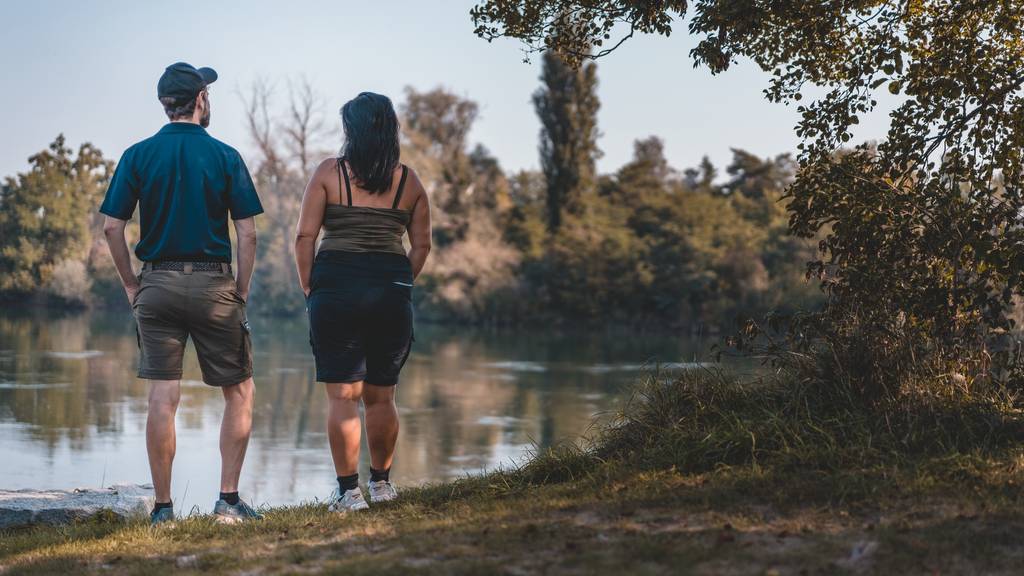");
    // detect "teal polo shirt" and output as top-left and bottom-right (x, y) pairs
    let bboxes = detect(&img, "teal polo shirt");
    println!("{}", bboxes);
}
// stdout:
(99, 122), (264, 263)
